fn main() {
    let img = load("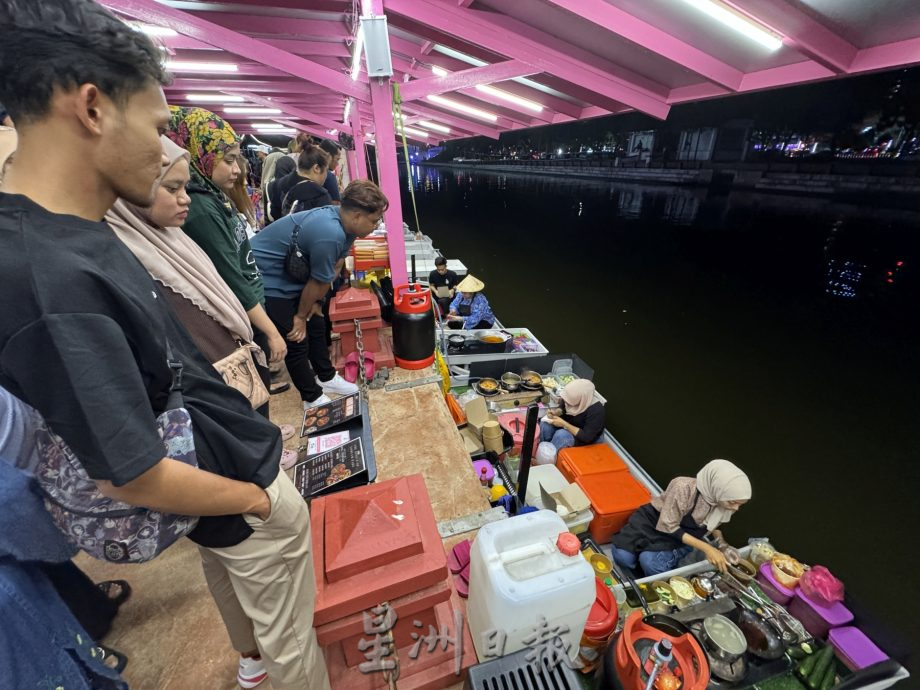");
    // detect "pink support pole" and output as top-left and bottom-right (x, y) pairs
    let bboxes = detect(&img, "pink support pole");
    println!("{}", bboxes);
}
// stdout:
(348, 102), (368, 180)
(370, 77), (407, 286)
(364, 0), (407, 286)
